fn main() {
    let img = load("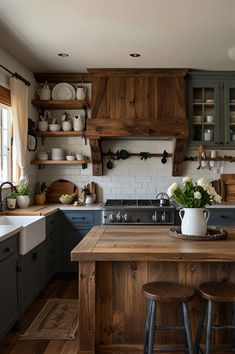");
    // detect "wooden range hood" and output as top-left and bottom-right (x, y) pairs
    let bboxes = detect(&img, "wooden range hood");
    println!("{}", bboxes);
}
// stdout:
(87, 68), (189, 176)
